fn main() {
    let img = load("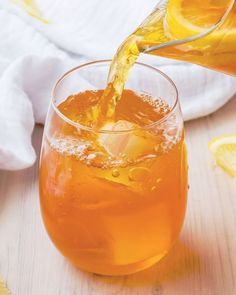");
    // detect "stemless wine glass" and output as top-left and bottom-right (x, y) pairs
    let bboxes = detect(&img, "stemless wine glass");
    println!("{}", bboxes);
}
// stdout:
(39, 60), (188, 276)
